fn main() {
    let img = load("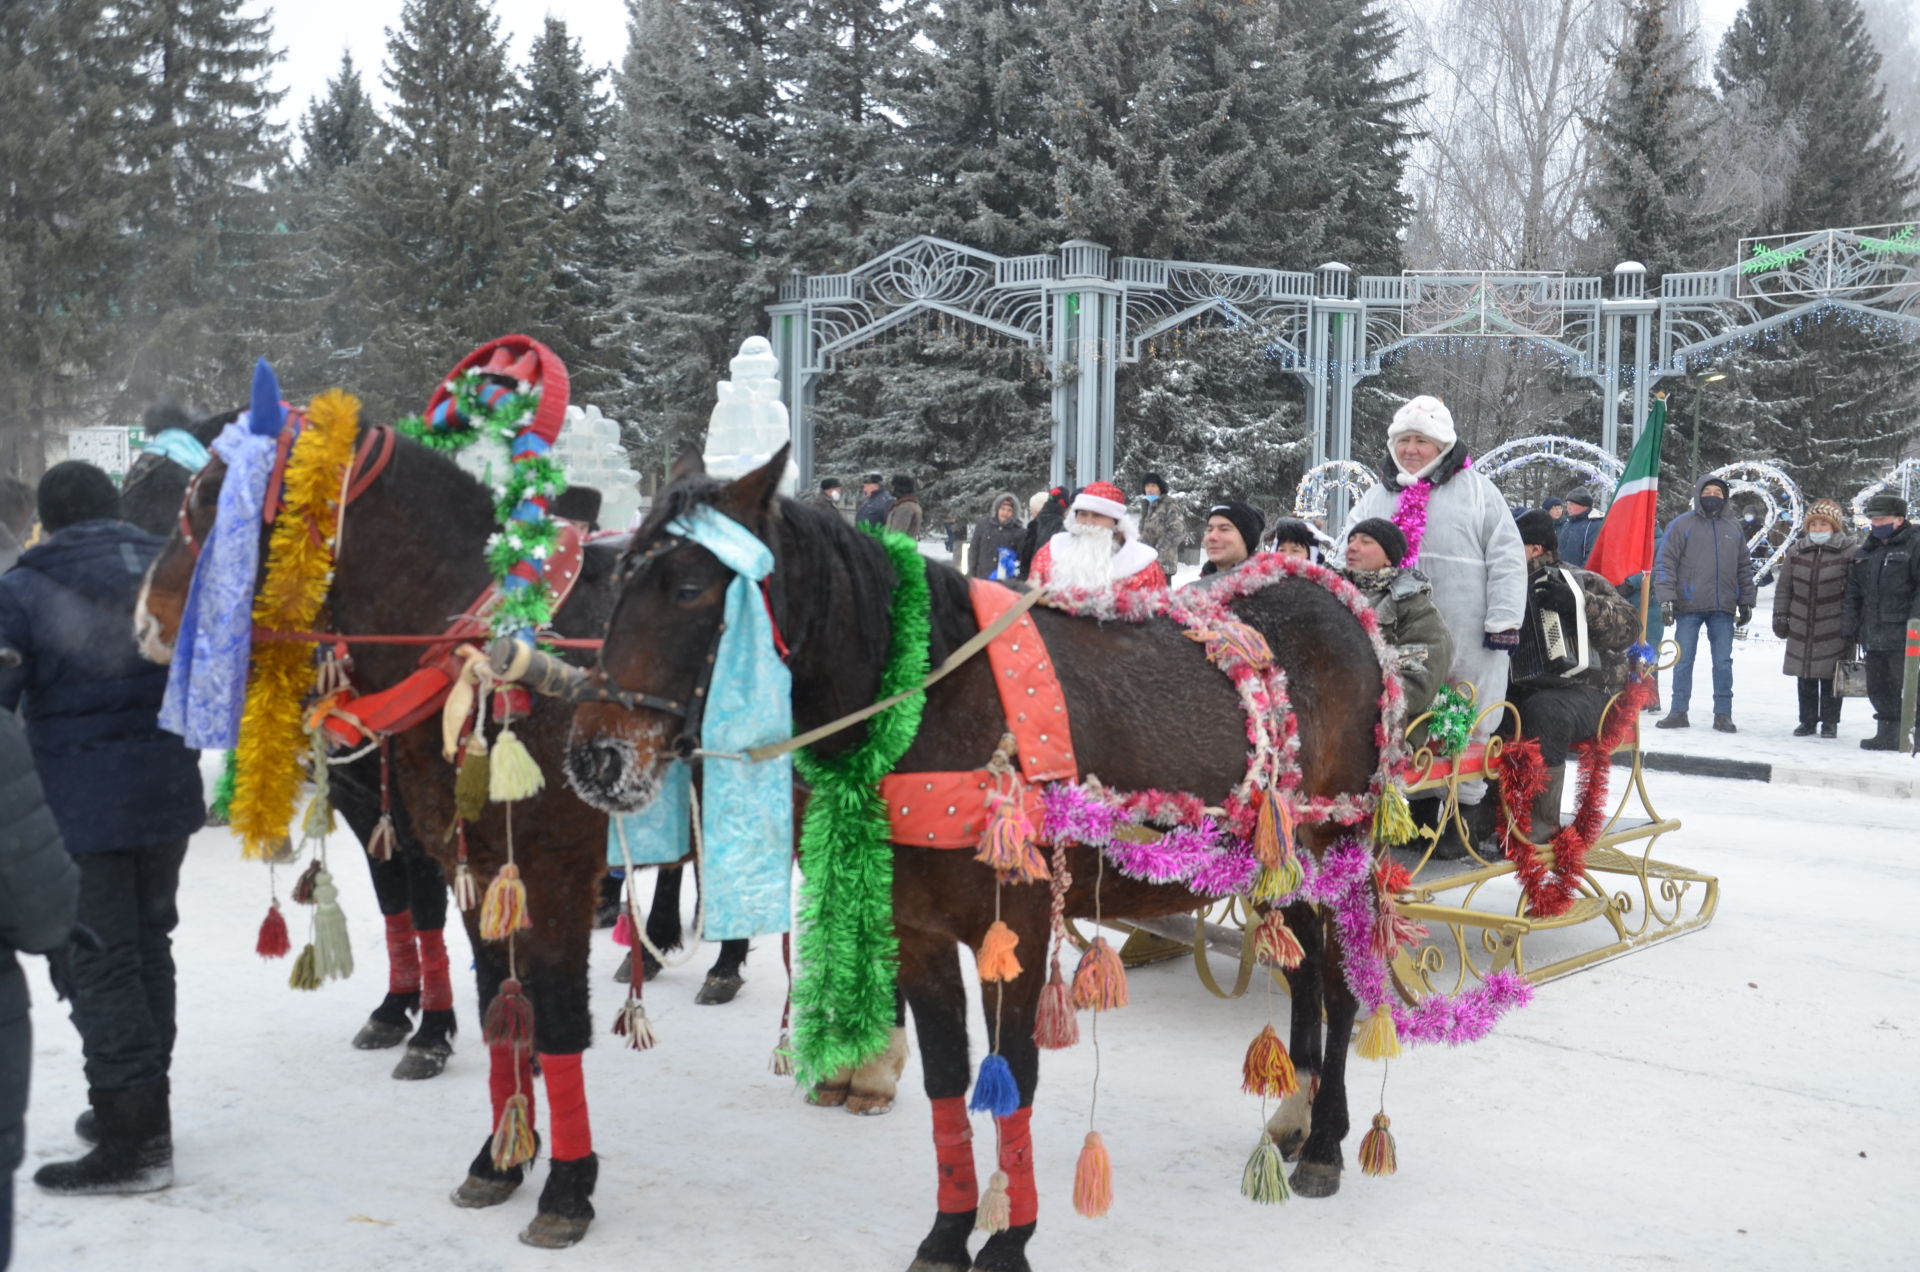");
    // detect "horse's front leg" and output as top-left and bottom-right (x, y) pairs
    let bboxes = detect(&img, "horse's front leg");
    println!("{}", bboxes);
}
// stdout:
(1293, 906), (1356, 1198)
(901, 927), (976, 1272)
(1267, 898), (1325, 1160)
(450, 912), (537, 1209)
(520, 857), (601, 1249)
(969, 896), (1048, 1272)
